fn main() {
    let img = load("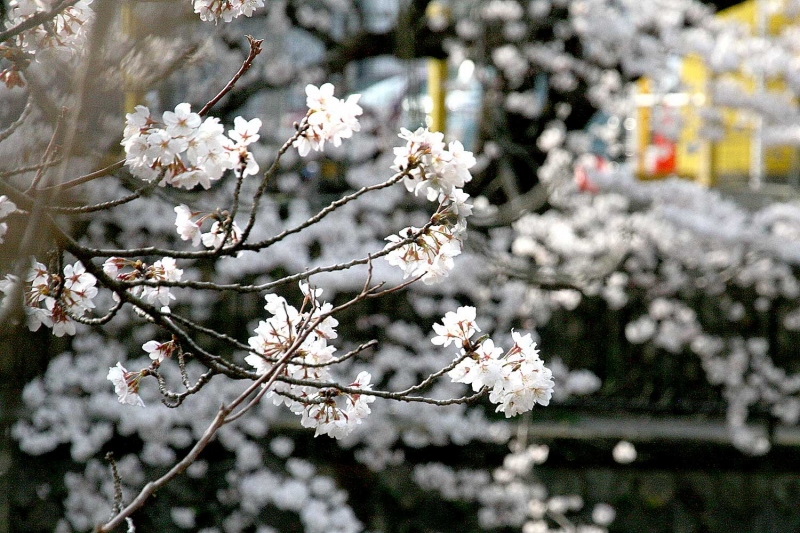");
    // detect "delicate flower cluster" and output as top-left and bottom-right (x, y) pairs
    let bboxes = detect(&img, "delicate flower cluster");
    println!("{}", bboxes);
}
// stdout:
(245, 282), (374, 438)
(383, 128), (476, 284)
(0, 259), (97, 337)
(0, 195), (17, 244)
(106, 362), (146, 407)
(192, 0), (264, 22)
(174, 204), (242, 249)
(392, 127), (476, 203)
(103, 257), (183, 312)
(384, 224), (464, 285)
(4, 0), (94, 62)
(293, 83), (363, 156)
(435, 306), (554, 417)
(122, 104), (261, 189)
